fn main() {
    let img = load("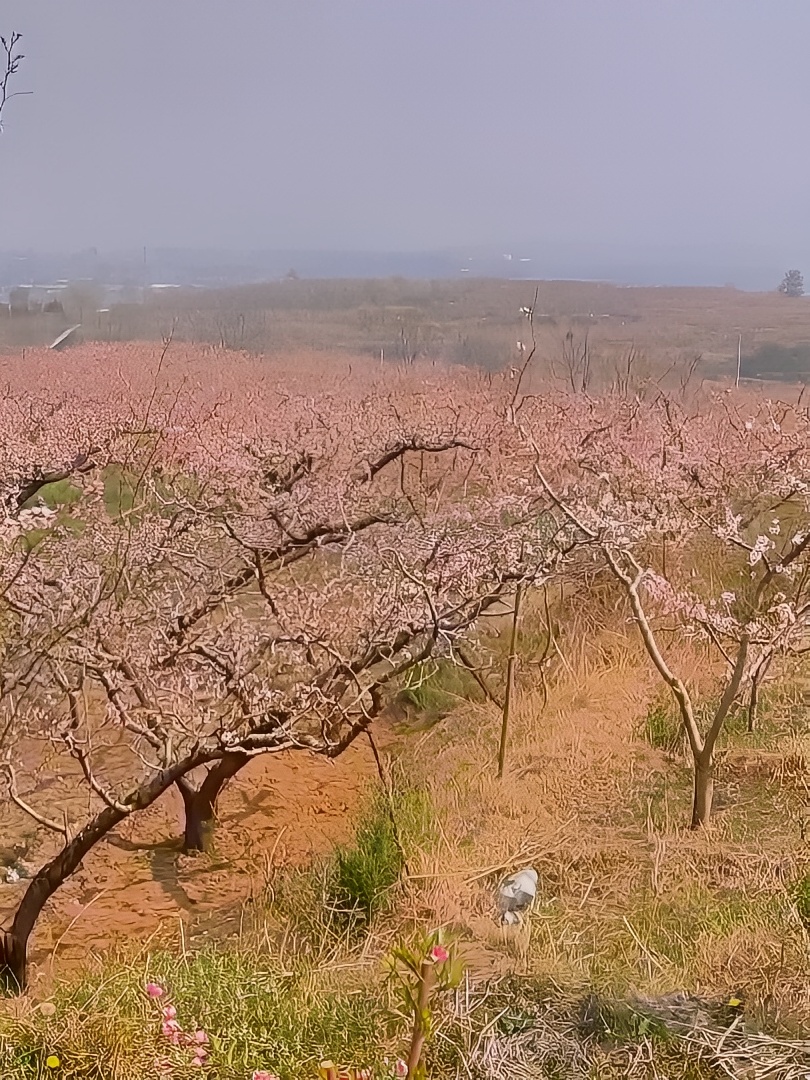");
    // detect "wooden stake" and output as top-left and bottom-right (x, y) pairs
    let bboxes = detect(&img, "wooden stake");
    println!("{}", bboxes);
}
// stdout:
(735, 333), (742, 388)
(497, 583), (523, 778)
